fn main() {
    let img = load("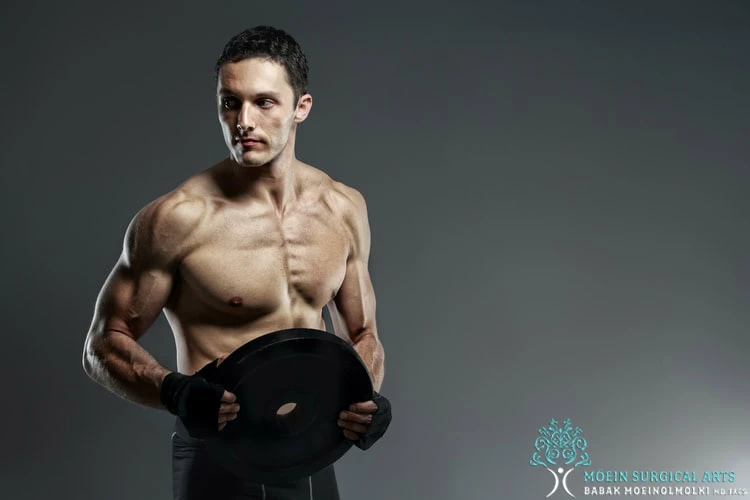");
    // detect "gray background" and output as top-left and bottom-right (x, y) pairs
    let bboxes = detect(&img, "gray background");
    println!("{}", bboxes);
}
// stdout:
(1, 1), (748, 499)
